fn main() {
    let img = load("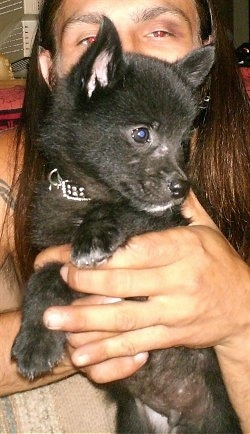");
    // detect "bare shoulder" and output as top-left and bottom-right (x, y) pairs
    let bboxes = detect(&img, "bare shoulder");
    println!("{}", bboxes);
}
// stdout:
(0, 128), (18, 253)
(0, 128), (21, 210)
(0, 128), (17, 183)
(0, 129), (22, 309)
